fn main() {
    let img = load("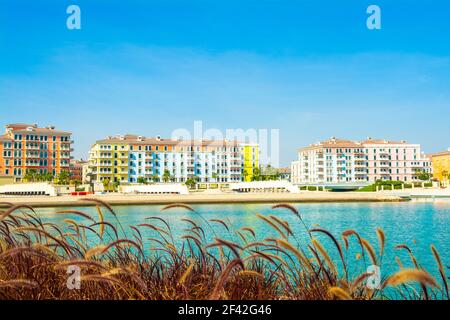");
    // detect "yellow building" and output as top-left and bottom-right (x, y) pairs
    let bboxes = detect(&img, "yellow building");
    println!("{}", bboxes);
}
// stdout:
(89, 137), (130, 185)
(242, 144), (259, 182)
(431, 149), (450, 187)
